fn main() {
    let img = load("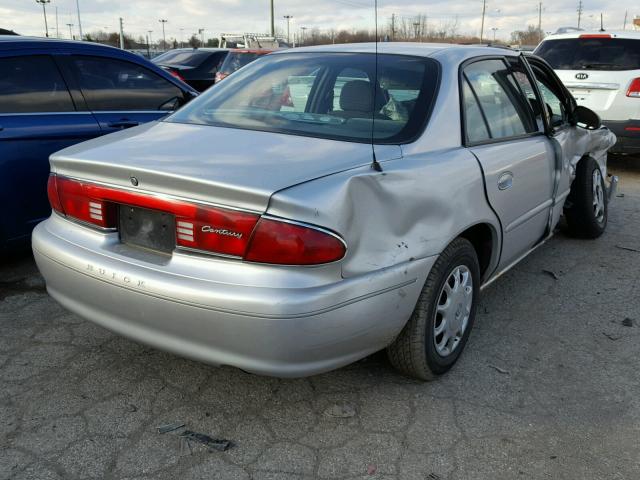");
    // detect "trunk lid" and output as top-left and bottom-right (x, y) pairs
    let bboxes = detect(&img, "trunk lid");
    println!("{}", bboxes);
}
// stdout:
(50, 121), (399, 212)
